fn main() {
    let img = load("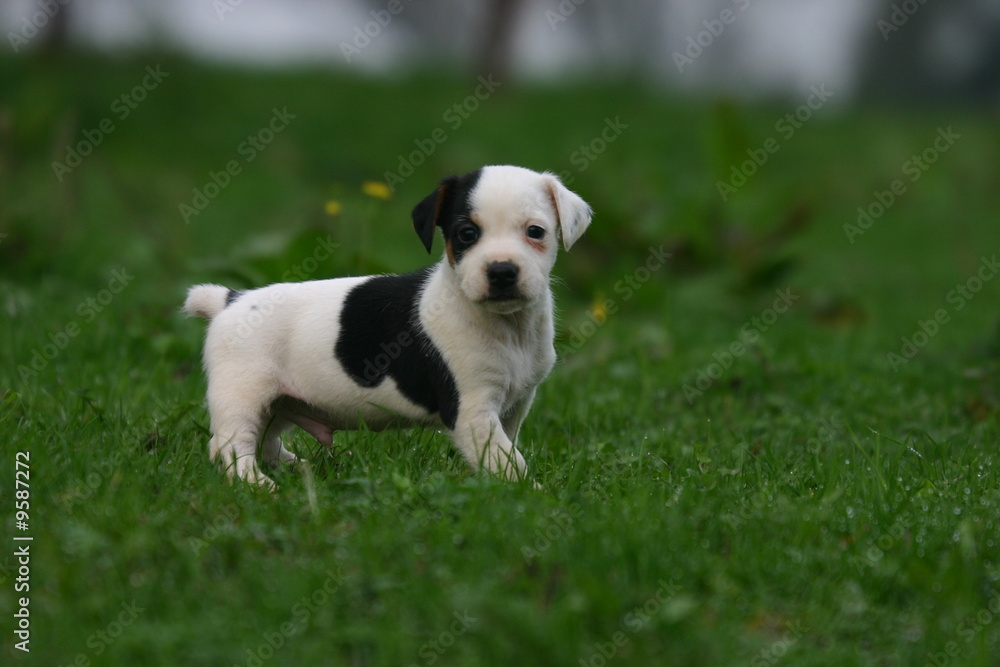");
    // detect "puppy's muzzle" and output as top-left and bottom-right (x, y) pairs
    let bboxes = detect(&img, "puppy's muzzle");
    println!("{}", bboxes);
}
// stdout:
(486, 261), (521, 299)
